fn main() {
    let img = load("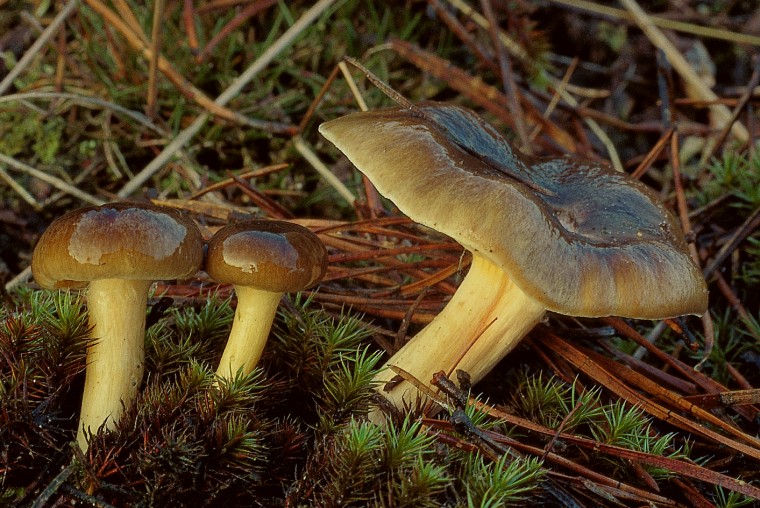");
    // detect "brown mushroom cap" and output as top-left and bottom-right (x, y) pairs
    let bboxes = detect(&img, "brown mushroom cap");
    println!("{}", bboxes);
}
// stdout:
(31, 202), (203, 289)
(319, 103), (708, 319)
(205, 220), (327, 293)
